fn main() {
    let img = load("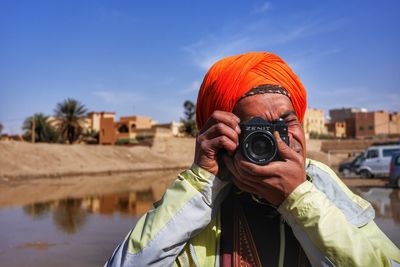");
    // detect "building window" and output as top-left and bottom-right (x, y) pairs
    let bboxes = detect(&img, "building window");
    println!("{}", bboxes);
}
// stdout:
(359, 126), (364, 131)
(368, 125), (374, 130)
(118, 124), (129, 133)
